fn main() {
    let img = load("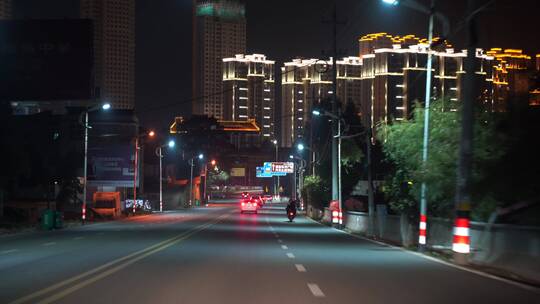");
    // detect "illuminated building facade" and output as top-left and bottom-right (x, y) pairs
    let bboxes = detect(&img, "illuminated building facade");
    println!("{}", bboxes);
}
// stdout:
(0, 0), (11, 19)
(359, 33), (494, 131)
(532, 54), (540, 106)
(193, 0), (246, 119)
(487, 48), (534, 110)
(222, 54), (275, 146)
(81, 0), (135, 109)
(280, 57), (362, 148)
